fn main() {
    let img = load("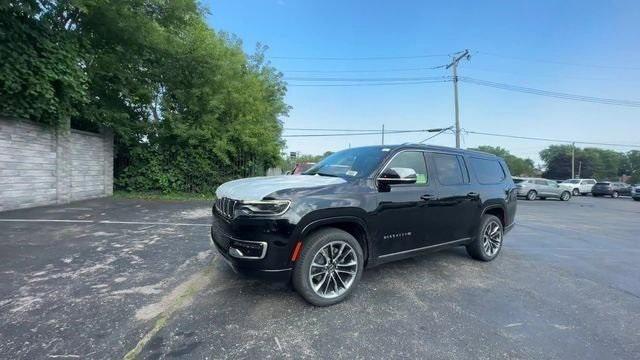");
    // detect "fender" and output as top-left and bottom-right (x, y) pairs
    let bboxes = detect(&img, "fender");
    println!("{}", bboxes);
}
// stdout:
(296, 214), (371, 262)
